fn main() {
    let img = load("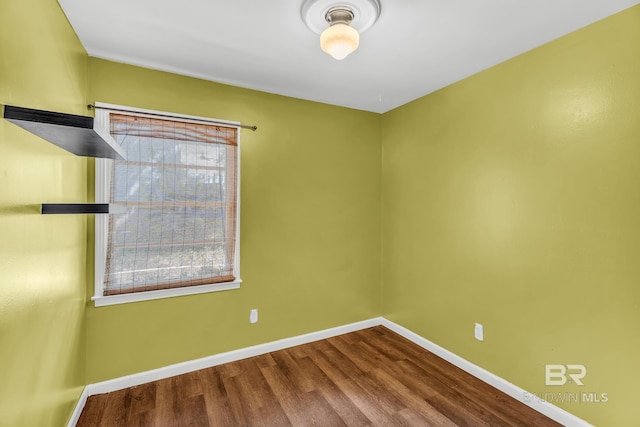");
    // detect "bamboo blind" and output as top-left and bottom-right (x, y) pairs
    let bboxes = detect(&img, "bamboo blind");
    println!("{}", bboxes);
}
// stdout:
(103, 113), (238, 296)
